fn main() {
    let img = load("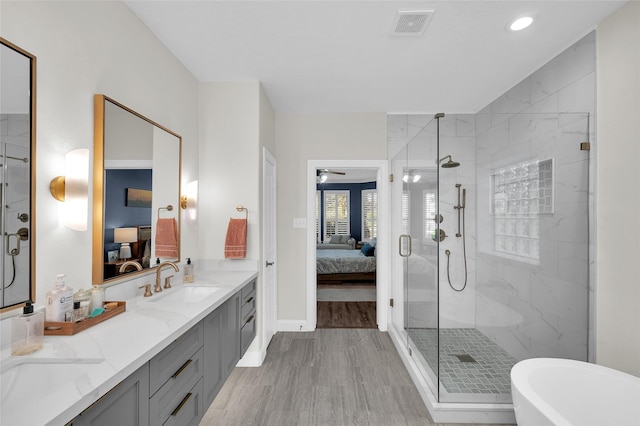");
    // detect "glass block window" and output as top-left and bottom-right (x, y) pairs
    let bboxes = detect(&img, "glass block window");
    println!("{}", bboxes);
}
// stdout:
(491, 158), (553, 261)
